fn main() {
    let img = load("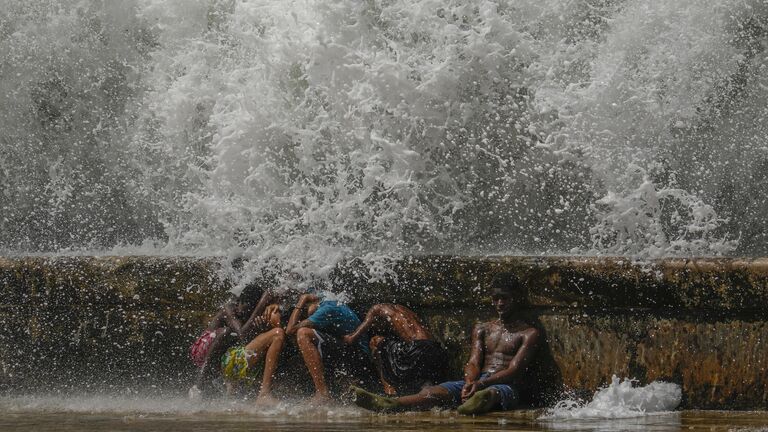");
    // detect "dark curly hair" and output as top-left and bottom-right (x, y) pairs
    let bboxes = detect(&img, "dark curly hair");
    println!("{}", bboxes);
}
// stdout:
(238, 282), (264, 309)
